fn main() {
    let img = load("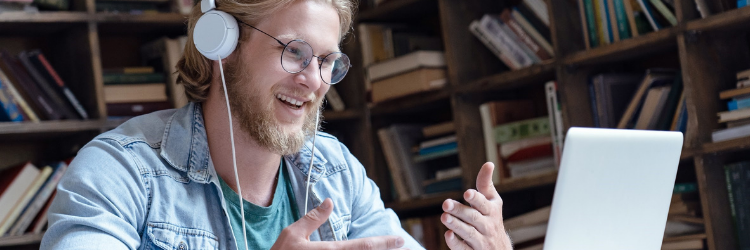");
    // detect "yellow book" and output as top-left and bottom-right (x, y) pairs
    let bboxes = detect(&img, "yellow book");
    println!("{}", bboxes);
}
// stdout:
(0, 165), (53, 235)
